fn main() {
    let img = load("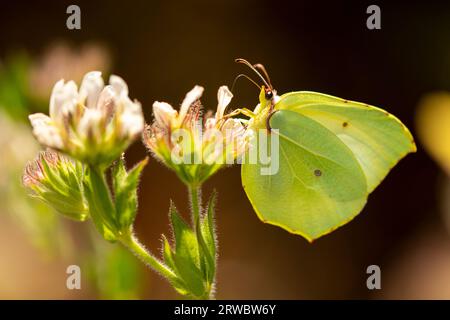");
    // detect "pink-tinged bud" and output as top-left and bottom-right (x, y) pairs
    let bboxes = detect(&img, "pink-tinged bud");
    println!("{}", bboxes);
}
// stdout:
(22, 160), (44, 188)
(22, 149), (88, 221)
